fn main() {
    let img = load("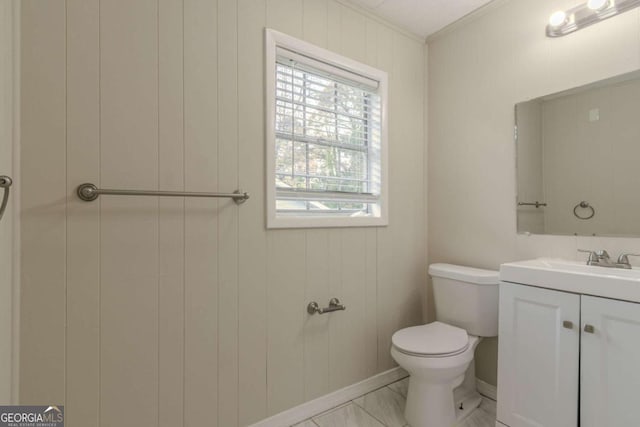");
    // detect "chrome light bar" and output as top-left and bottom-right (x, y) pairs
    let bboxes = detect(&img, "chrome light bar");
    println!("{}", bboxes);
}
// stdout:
(546, 0), (640, 37)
